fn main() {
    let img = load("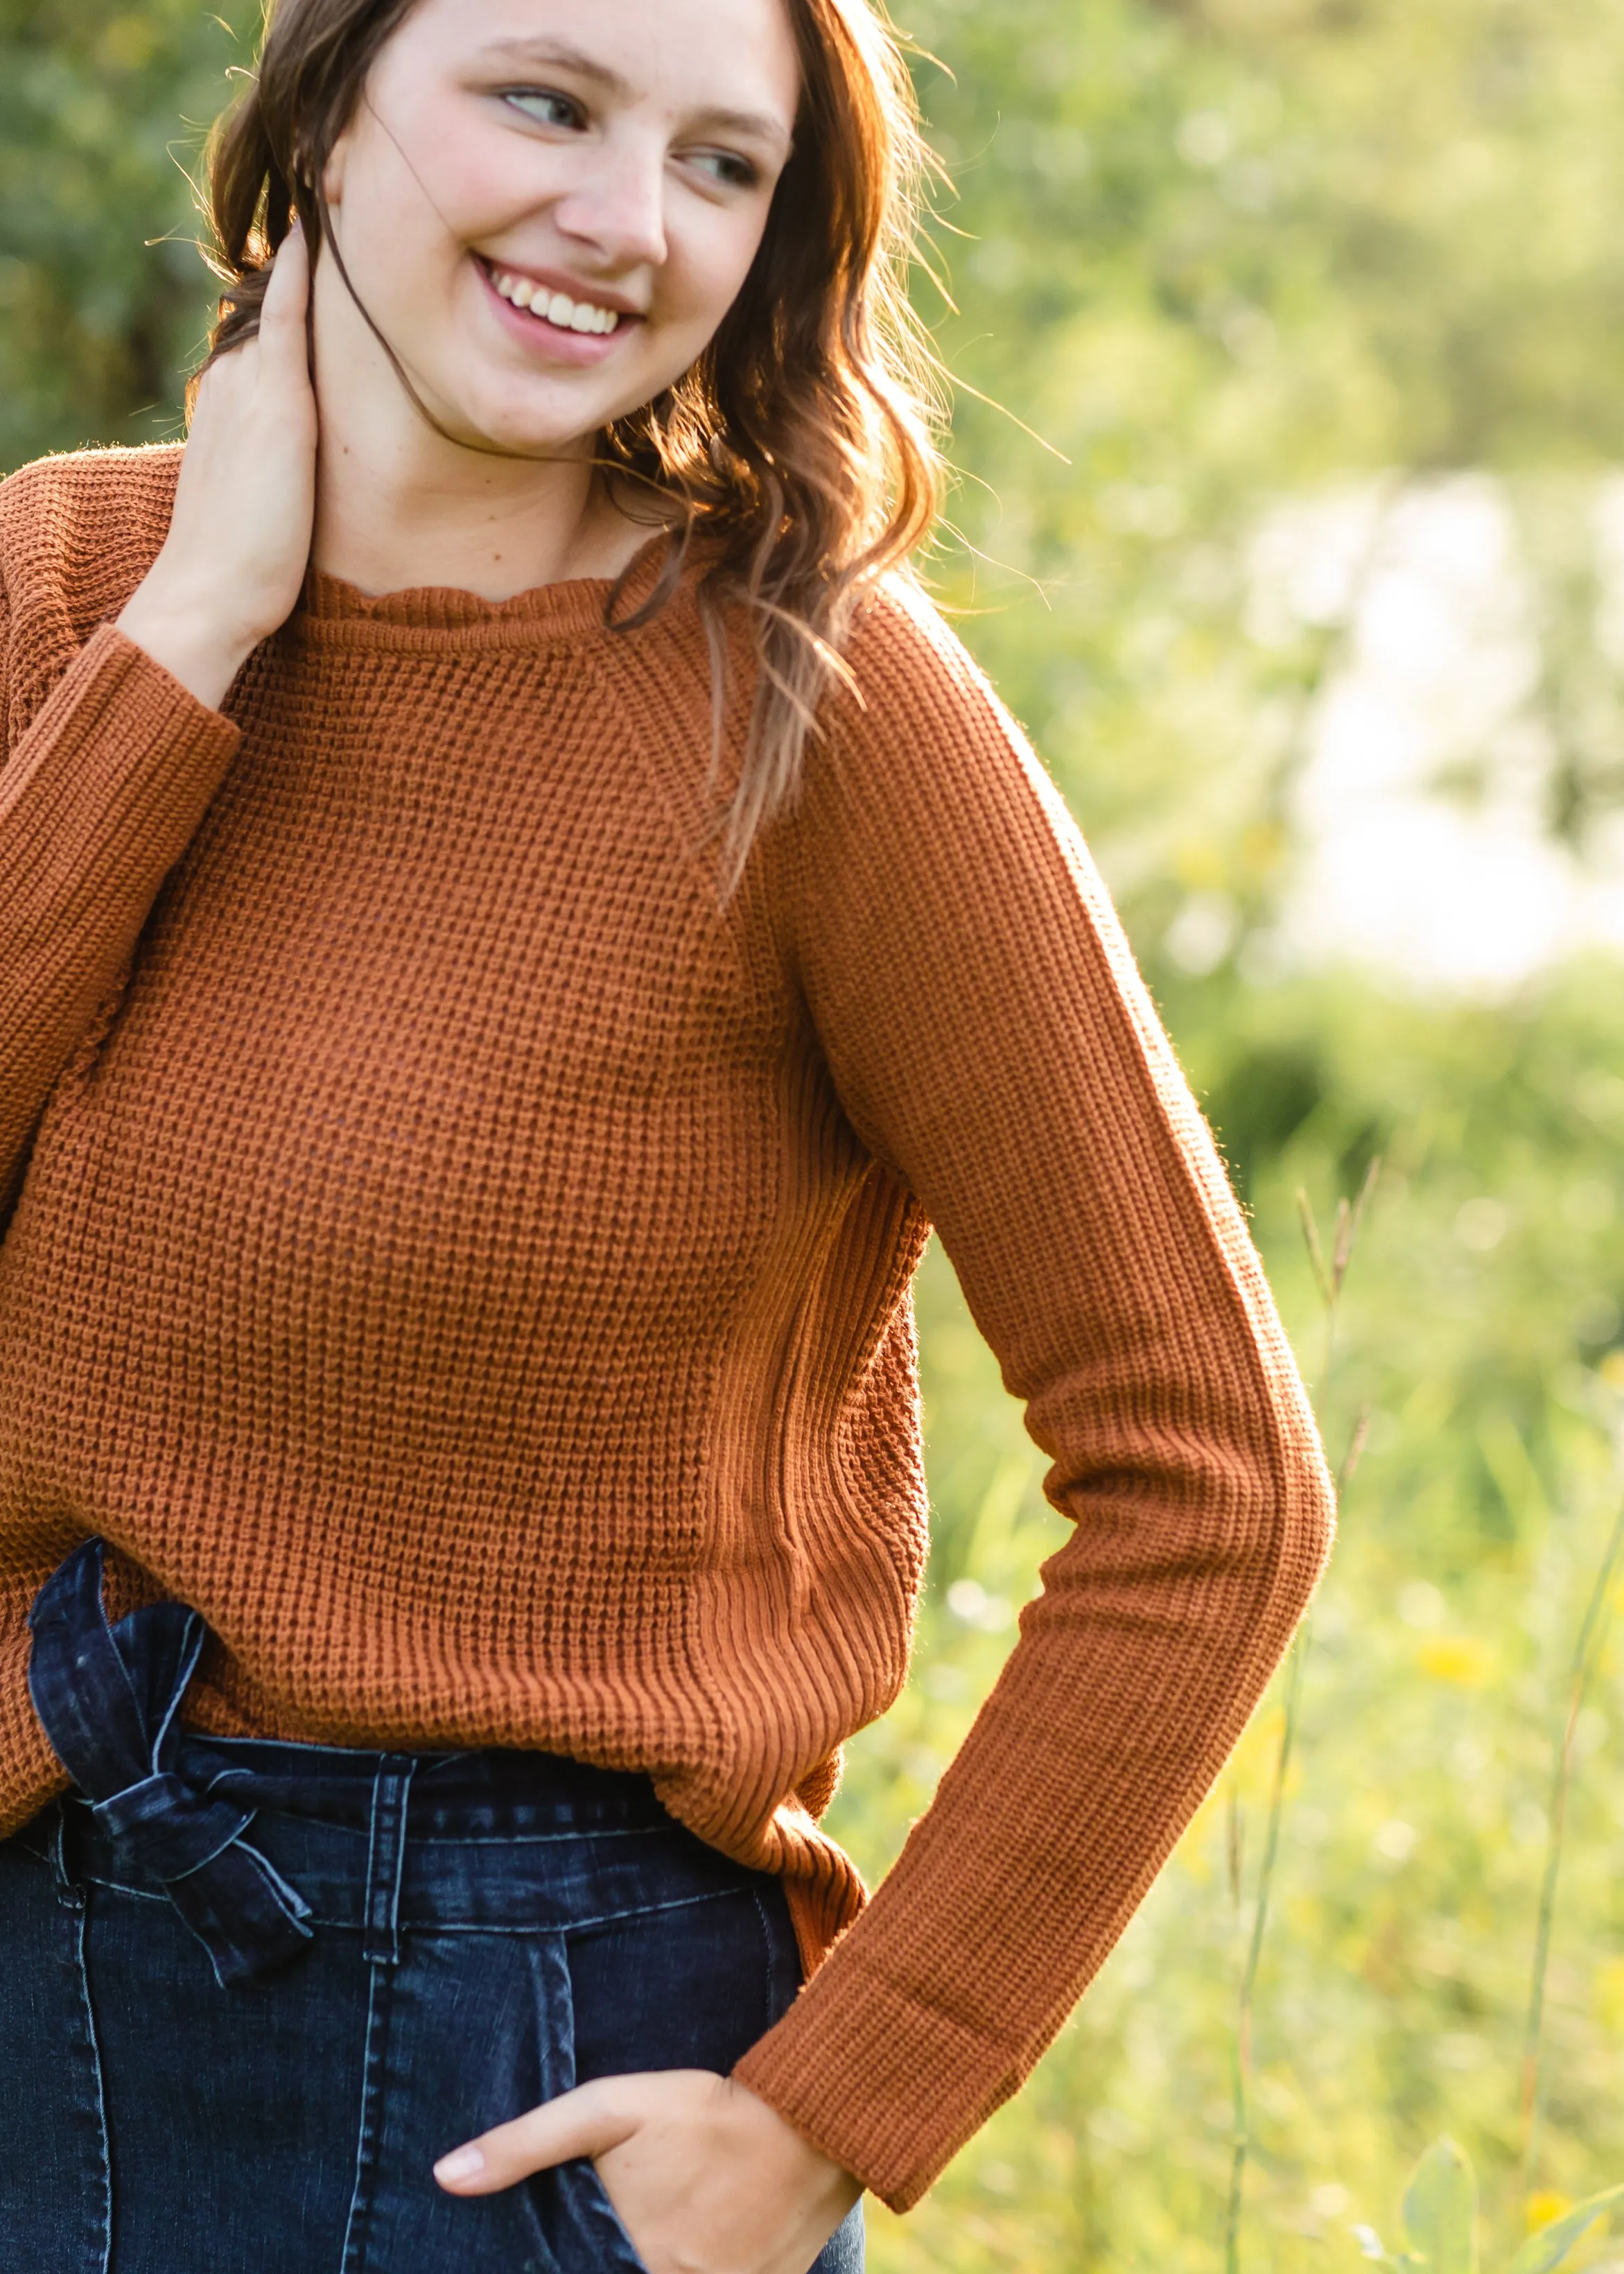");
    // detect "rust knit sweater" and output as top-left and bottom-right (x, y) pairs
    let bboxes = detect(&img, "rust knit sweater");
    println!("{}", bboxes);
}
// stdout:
(0, 443), (1333, 2210)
